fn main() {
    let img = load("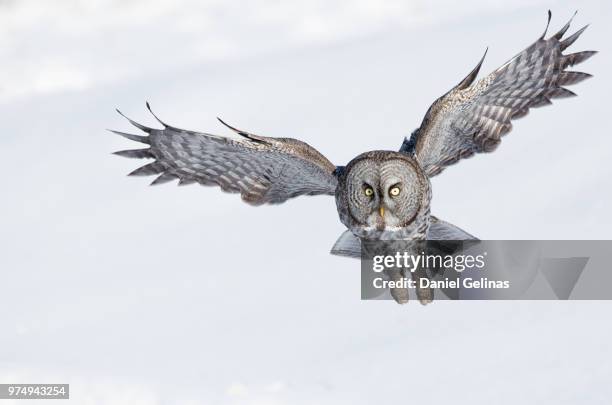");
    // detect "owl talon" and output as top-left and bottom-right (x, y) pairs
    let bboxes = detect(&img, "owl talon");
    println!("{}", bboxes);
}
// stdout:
(391, 287), (410, 305)
(417, 295), (434, 306)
